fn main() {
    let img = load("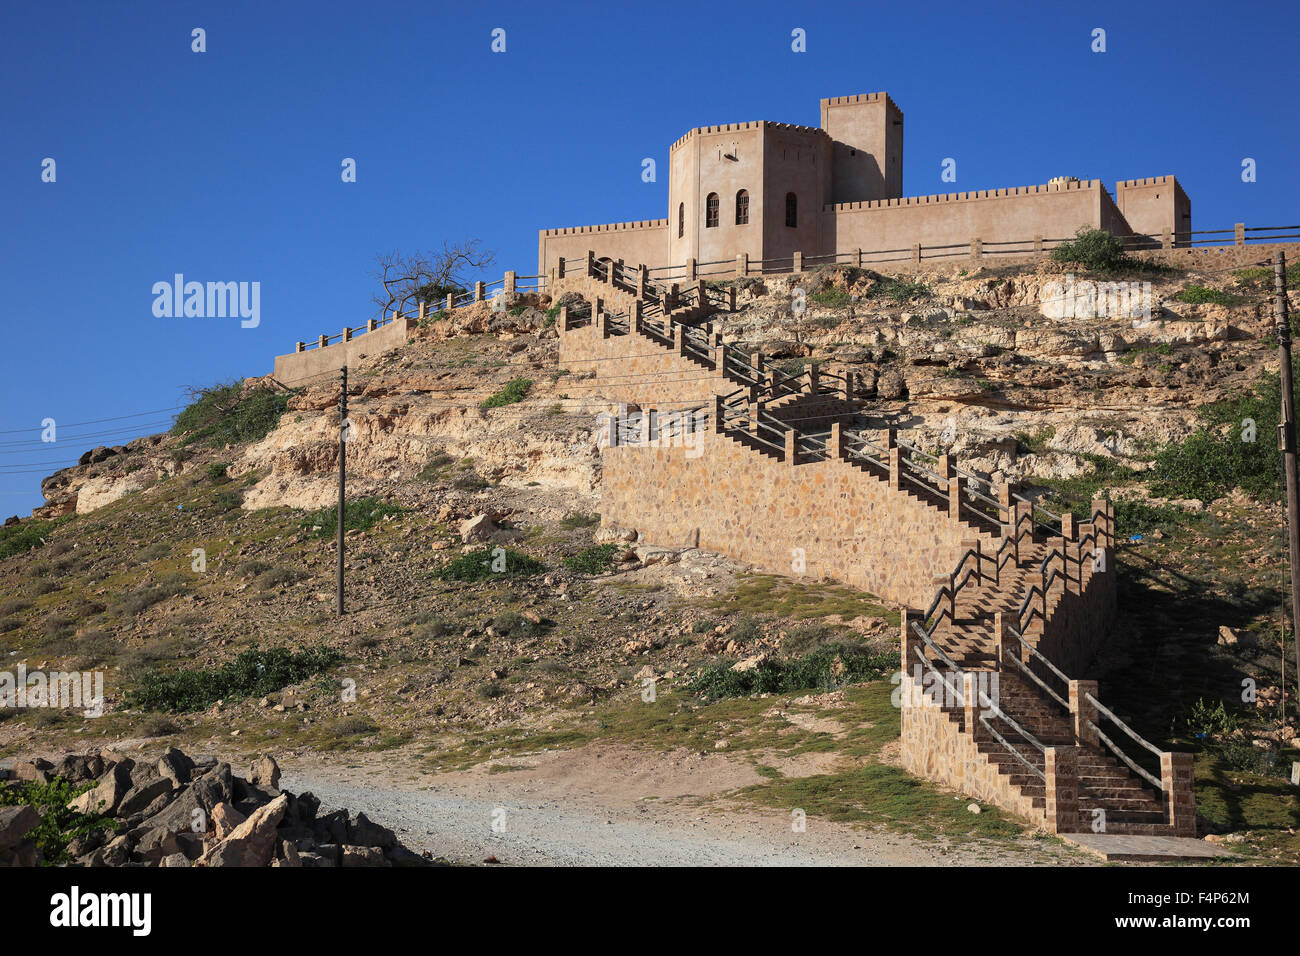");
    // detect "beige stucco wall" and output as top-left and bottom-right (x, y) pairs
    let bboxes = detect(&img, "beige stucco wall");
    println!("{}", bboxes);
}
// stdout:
(1116, 177), (1191, 243)
(824, 181), (1109, 254)
(537, 220), (670, 275)
(272, 318), (413, 384)
(820, 93), (903, 204)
